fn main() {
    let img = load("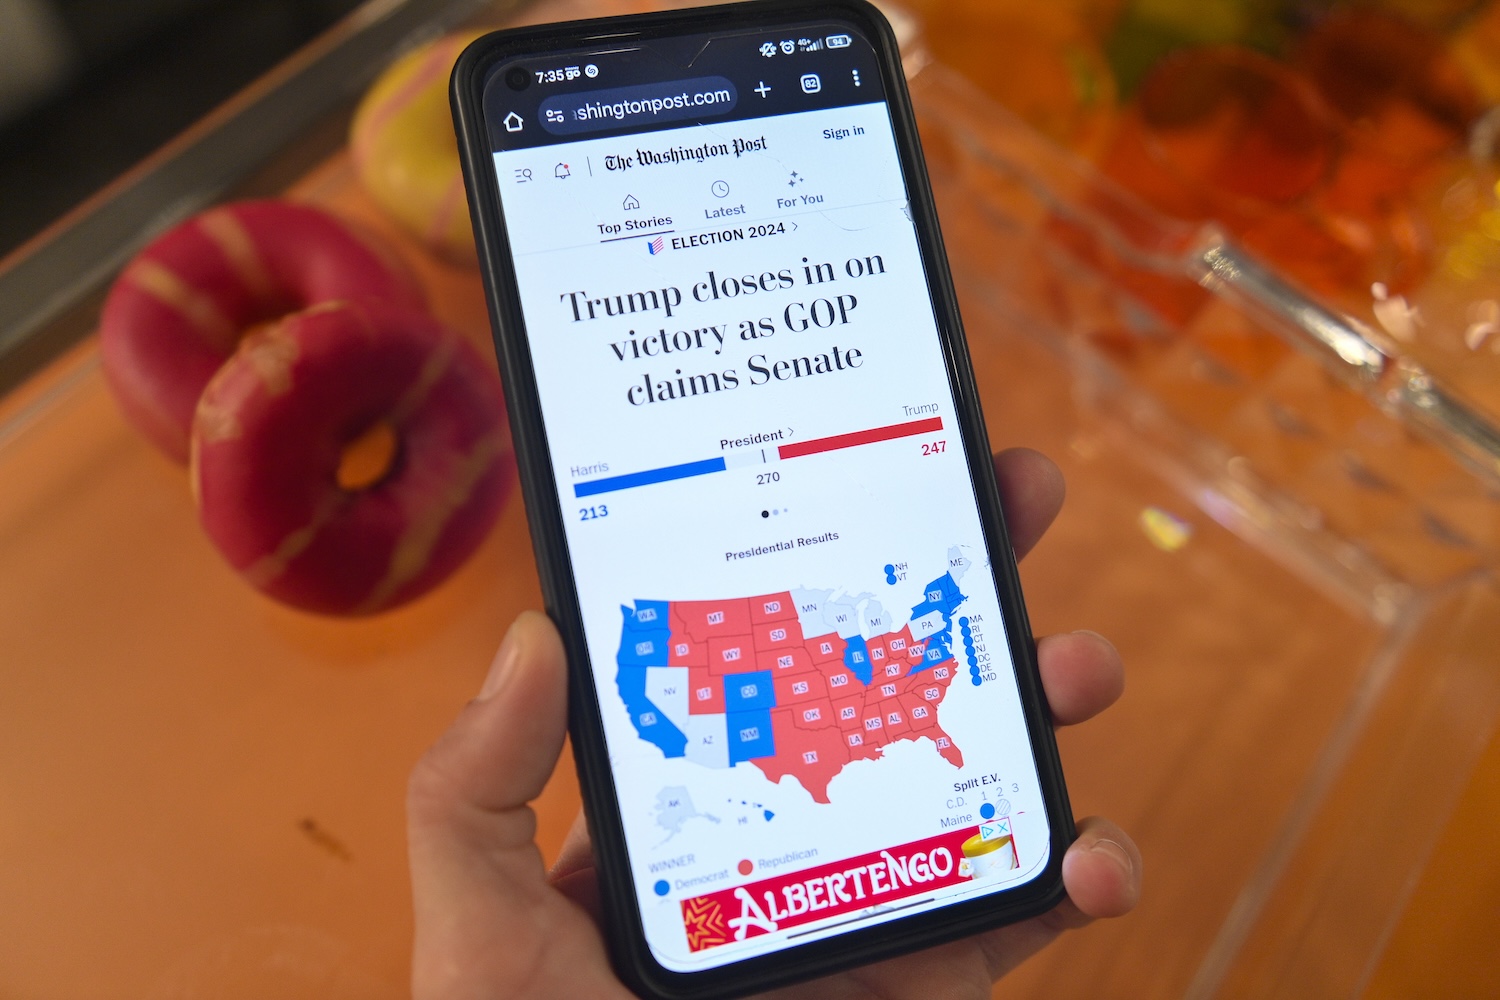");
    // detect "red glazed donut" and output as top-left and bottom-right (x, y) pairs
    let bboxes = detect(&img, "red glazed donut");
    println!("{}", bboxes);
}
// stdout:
(191, 301), (512, 615)
(101, 200), (425, 461)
